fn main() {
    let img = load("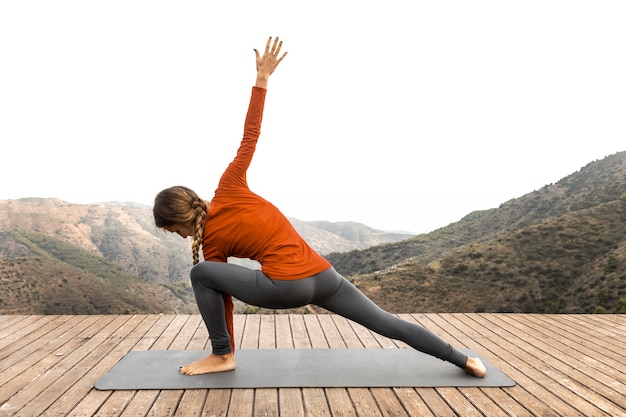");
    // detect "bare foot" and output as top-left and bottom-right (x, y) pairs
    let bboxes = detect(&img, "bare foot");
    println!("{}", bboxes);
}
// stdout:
(179, 352), (236, 376)
(464, 357), (487, 378)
